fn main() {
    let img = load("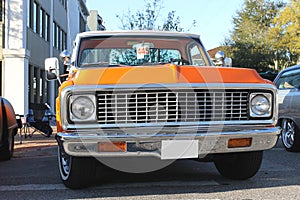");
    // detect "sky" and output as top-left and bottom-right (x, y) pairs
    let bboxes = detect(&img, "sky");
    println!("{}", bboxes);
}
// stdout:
(86, 0), (245, 50)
